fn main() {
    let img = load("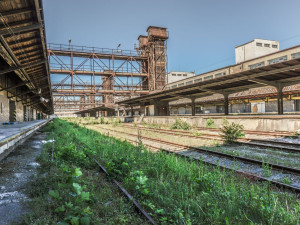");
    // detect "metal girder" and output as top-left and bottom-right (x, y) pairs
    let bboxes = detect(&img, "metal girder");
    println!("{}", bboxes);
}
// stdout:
(0, 23), (43, 36)
(8, 85), (49, 99)
(11, 43), (40, 52)
(0, 76), (48, 92)
(15, 49), (41, 57)
(0, 60), (46, 75)
(0, 8), (33, 17)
